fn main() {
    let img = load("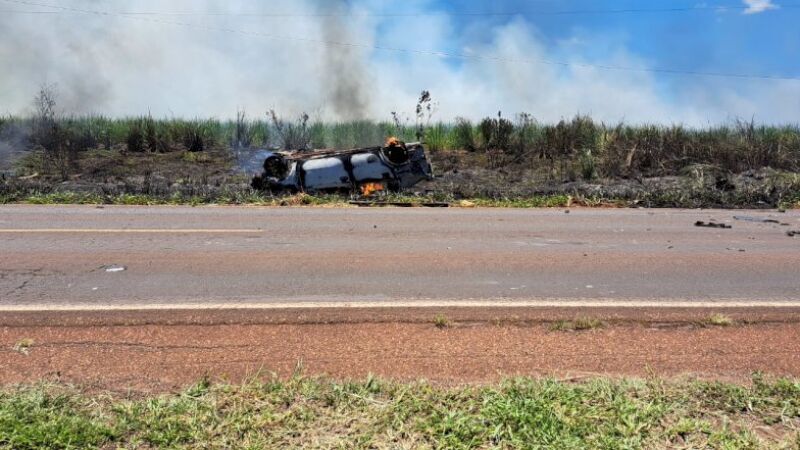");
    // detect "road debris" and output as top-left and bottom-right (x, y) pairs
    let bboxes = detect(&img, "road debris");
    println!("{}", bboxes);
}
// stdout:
(12, 338), (34, 355)
(104, 265), (126, 273)
(733, 216), (780, 224)
(788, 230), (799, 237)
(695, 221), (732, 229)
(349, 200), (449, 208)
